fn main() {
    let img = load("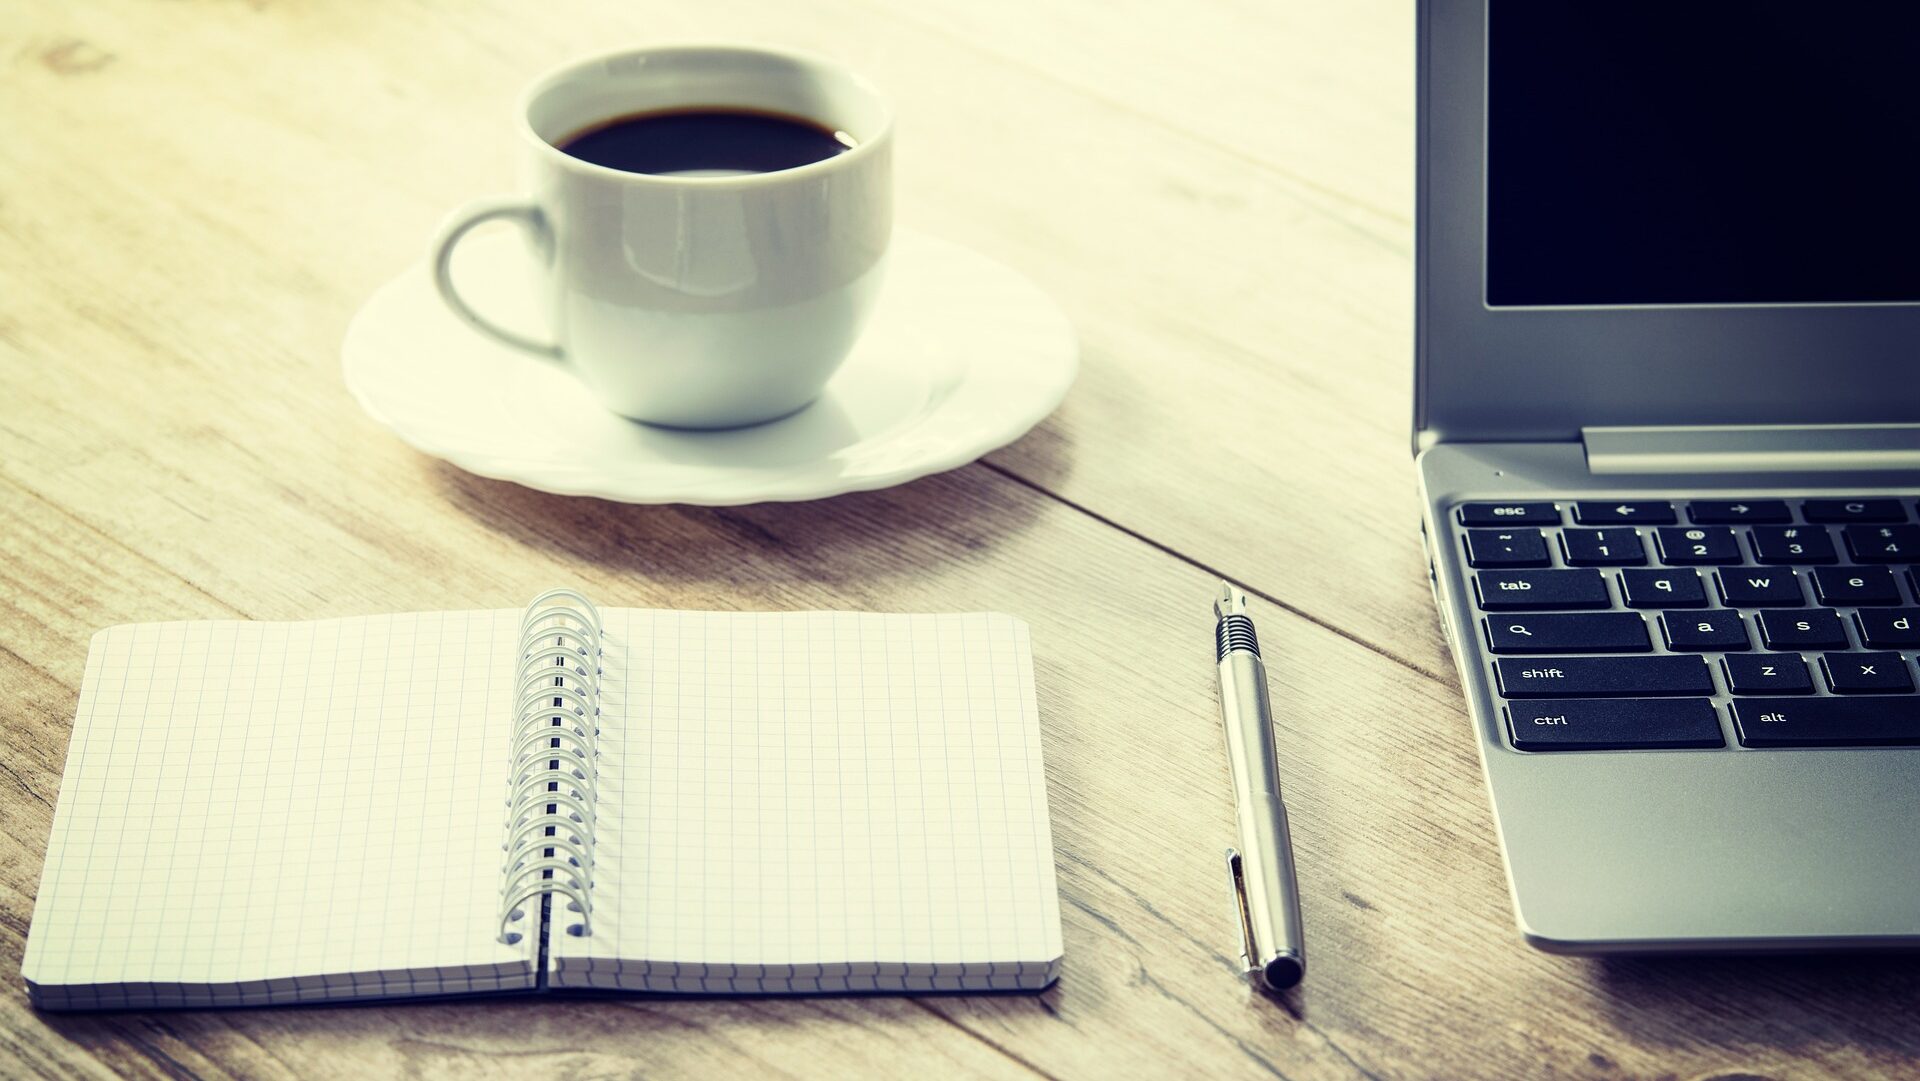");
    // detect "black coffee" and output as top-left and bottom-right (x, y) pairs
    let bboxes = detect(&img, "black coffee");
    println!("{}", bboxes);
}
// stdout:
(556, 108), (855, 176)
